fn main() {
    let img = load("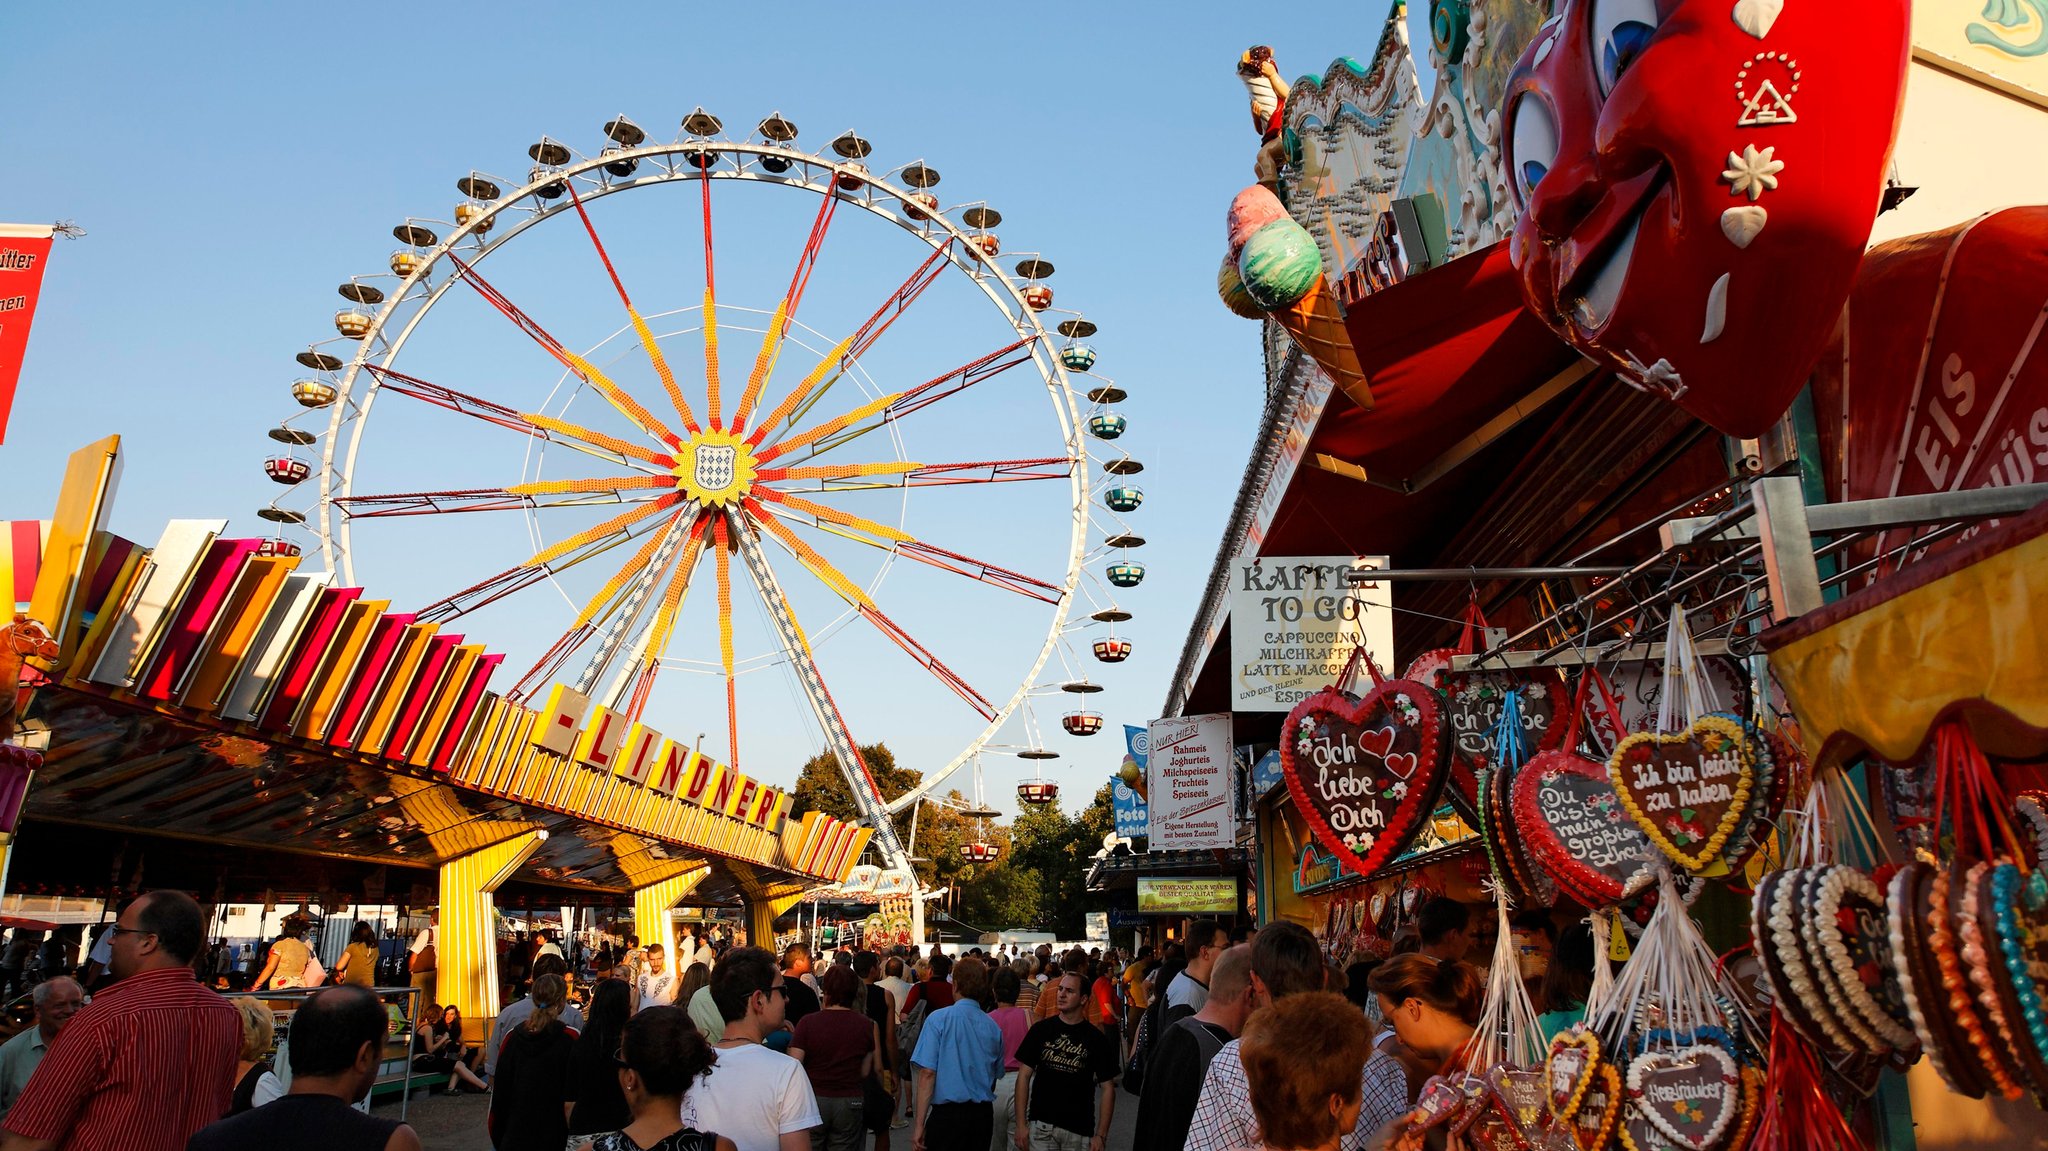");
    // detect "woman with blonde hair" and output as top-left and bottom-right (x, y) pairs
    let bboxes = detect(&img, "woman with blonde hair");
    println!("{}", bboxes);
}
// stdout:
(227, 996), (278, 1115)
(1239, 991), (1371, 1151)
(490, 973), (577, 1150)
